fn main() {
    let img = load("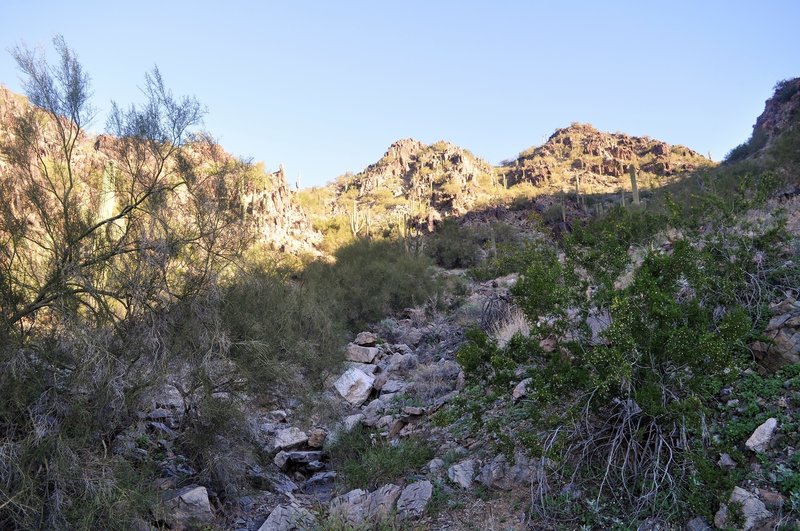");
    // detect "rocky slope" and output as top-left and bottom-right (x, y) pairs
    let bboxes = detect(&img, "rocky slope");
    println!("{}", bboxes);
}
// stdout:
(502, 122), (713, 193)
(0, 85), (321, 255)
